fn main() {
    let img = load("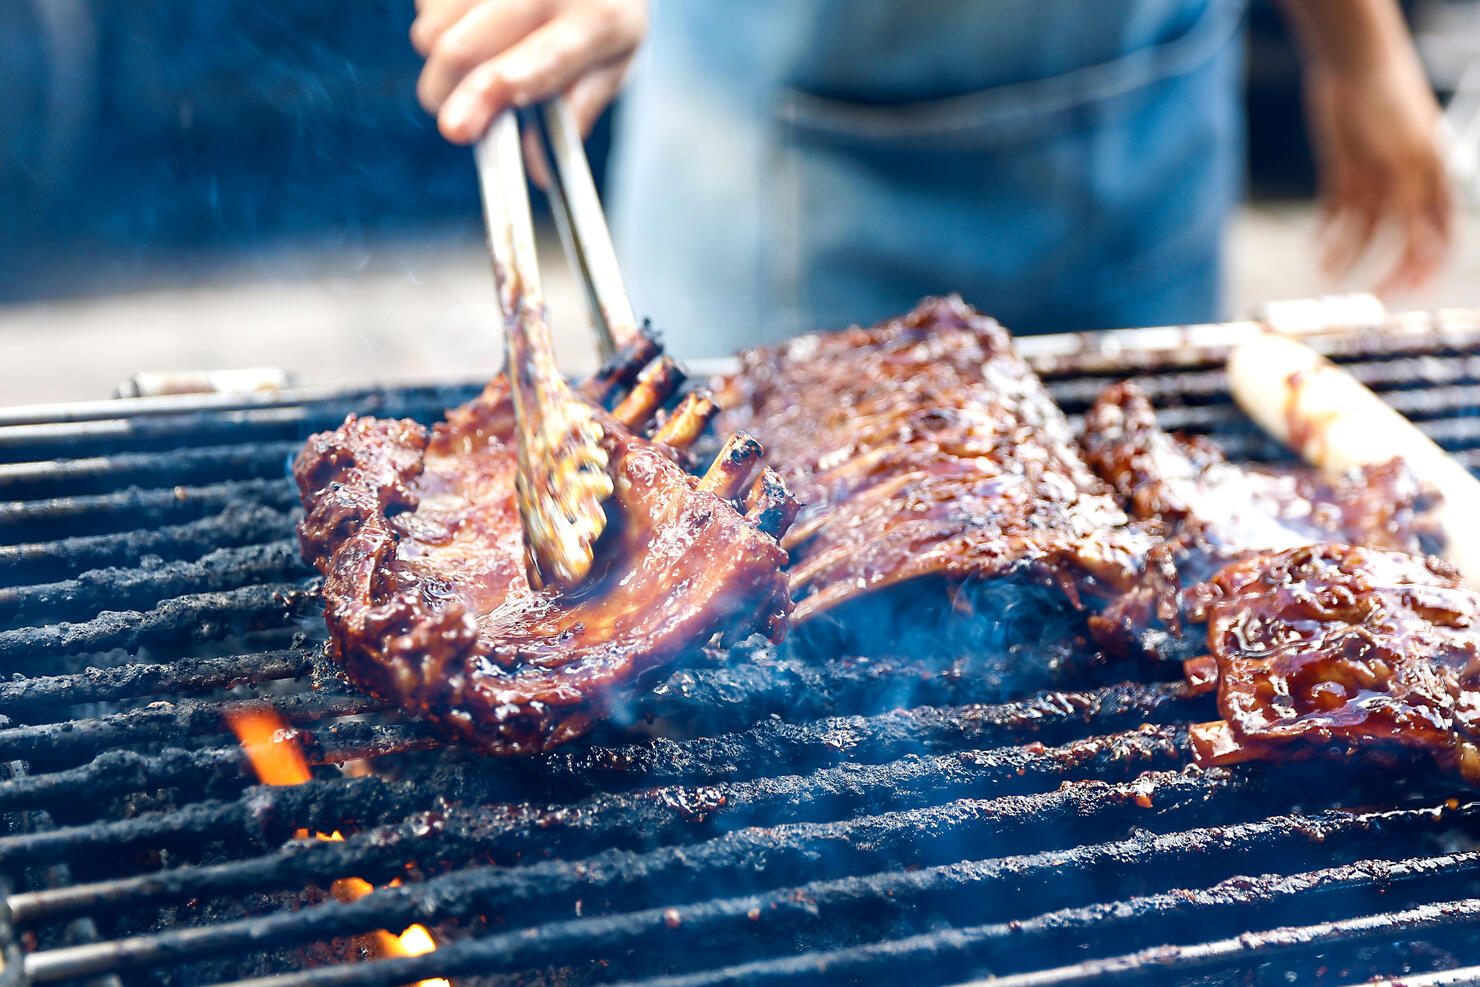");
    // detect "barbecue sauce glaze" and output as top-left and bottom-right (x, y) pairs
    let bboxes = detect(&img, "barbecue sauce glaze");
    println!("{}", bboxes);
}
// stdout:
(294, 363), (793, 756)
(1188, 544), (1480, 784)
(715, 295), (1158, 639)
